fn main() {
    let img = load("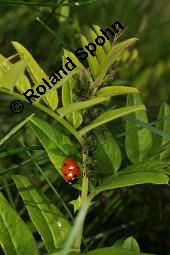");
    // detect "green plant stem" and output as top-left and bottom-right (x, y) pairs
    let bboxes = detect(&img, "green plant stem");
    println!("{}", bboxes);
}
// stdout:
(74, 144), (89, 251)
(74, 176), (89, 251)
